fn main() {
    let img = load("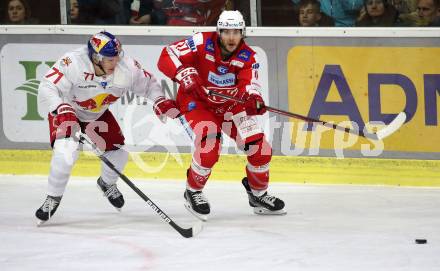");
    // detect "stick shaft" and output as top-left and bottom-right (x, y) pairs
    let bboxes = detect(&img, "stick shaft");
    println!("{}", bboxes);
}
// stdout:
(208, 90), (377, 140)
(80, 135), (196, 238)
